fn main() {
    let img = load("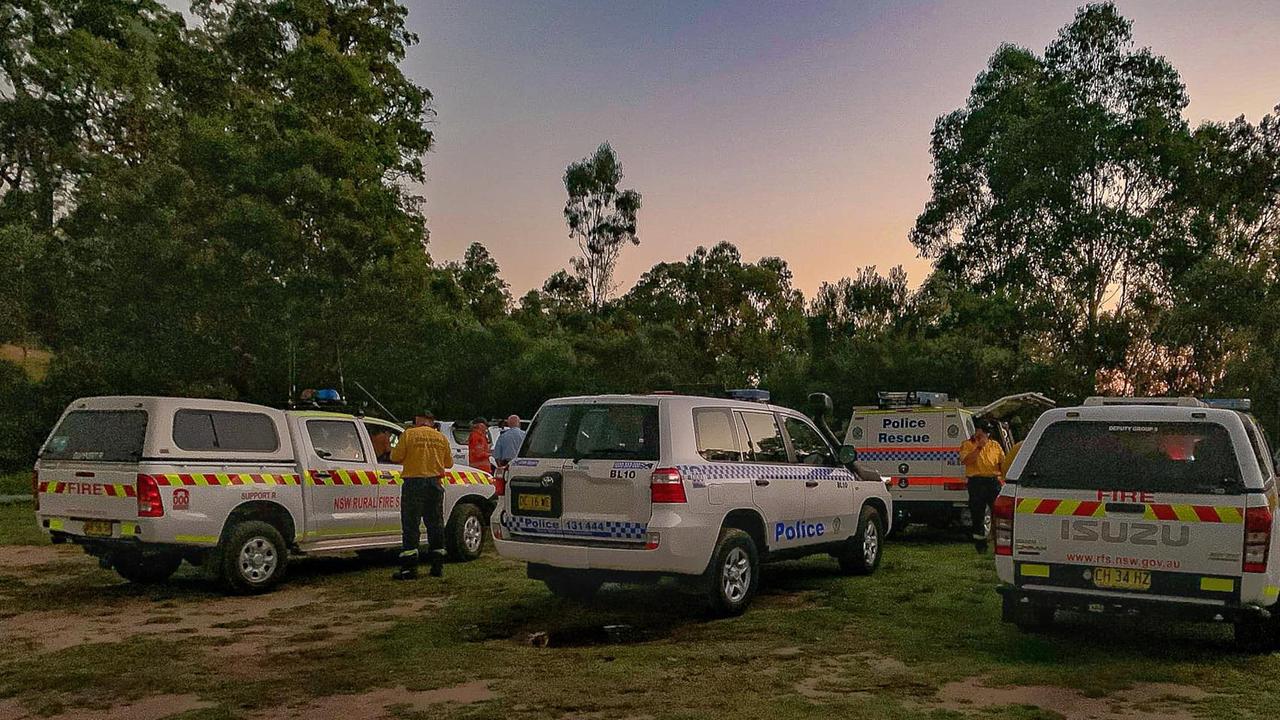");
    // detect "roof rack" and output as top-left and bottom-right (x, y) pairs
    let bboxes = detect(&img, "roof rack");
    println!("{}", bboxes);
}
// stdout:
(877, 391), (952, 409)
(727, 389), (771, 403)
(1082, 396), (1204, 408)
